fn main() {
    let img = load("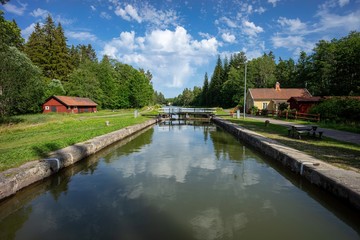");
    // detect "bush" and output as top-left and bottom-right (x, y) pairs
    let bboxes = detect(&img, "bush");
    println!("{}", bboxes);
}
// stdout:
(309, 97), (360, 123)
